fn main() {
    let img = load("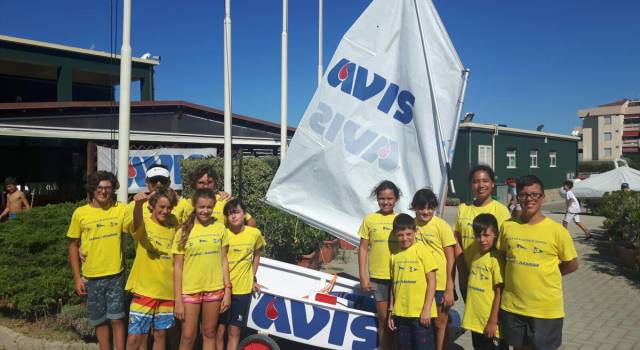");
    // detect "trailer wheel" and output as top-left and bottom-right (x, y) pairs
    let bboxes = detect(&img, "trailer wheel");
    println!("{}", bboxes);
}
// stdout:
(237, 334), (280, 350)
